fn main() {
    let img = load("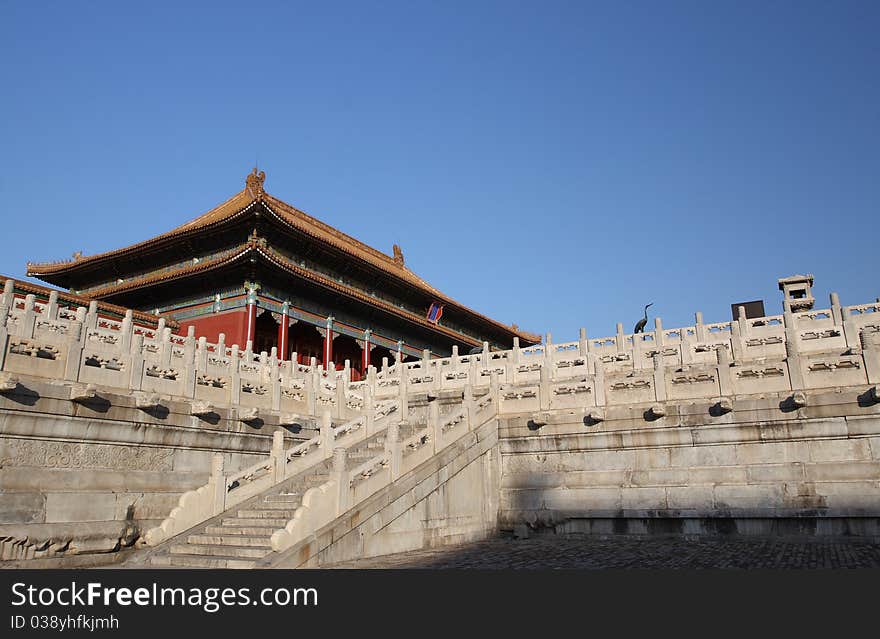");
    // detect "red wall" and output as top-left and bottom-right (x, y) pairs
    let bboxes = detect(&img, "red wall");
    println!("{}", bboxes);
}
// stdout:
(177, 309), (249, 346)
